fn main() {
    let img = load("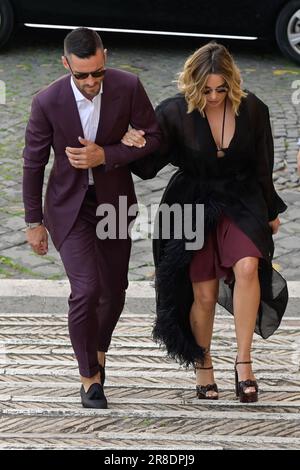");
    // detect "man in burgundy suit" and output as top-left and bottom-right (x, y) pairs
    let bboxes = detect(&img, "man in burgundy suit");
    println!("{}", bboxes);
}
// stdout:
(23, 28), (161, 408)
